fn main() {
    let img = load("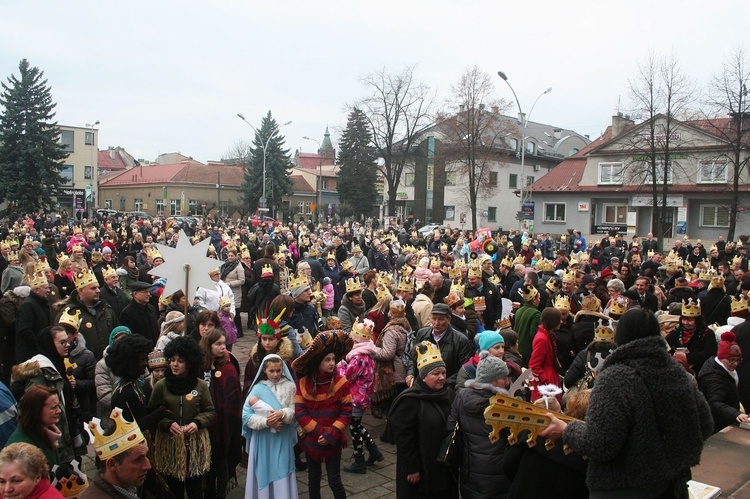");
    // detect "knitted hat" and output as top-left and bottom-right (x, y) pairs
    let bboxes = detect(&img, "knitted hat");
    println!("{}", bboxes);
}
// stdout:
(474, 350), (509, 383)
(416, 341), (445, 379)
(109, 326), (131, 346)
(147, 349), (168, 370)
(582, 275), (595, 286)
(718, 331), (742, 360)
(477, 330), (504, 352)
